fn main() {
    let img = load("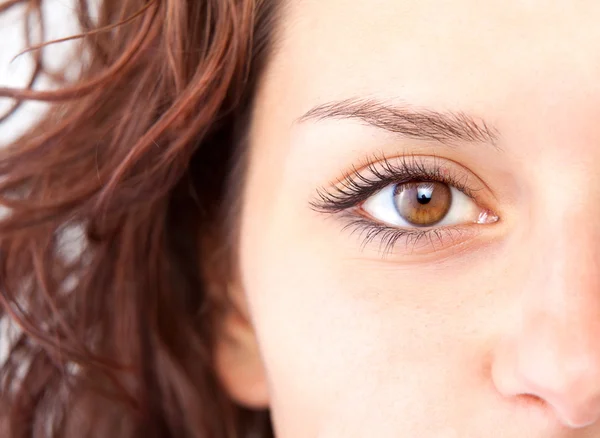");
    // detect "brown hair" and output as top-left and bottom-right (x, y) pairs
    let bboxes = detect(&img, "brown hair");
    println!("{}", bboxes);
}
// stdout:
(0, 0), (277, 436)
